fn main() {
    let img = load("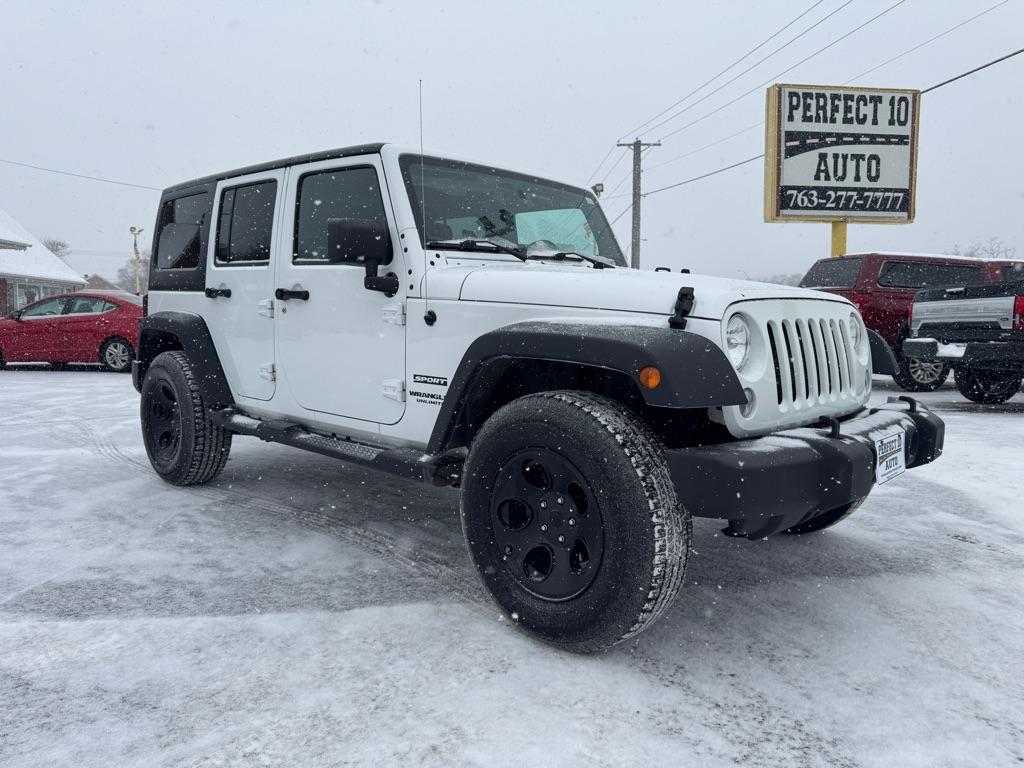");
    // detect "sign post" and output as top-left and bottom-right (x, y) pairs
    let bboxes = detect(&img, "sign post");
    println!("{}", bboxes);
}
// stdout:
(764, 84), (920, 256)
